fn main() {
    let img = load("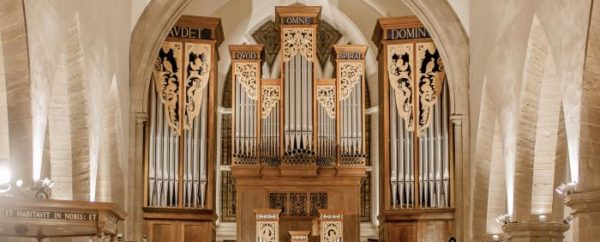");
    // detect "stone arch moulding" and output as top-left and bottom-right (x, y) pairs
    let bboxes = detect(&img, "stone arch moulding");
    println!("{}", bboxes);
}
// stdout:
(129, 0), (470, 240)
